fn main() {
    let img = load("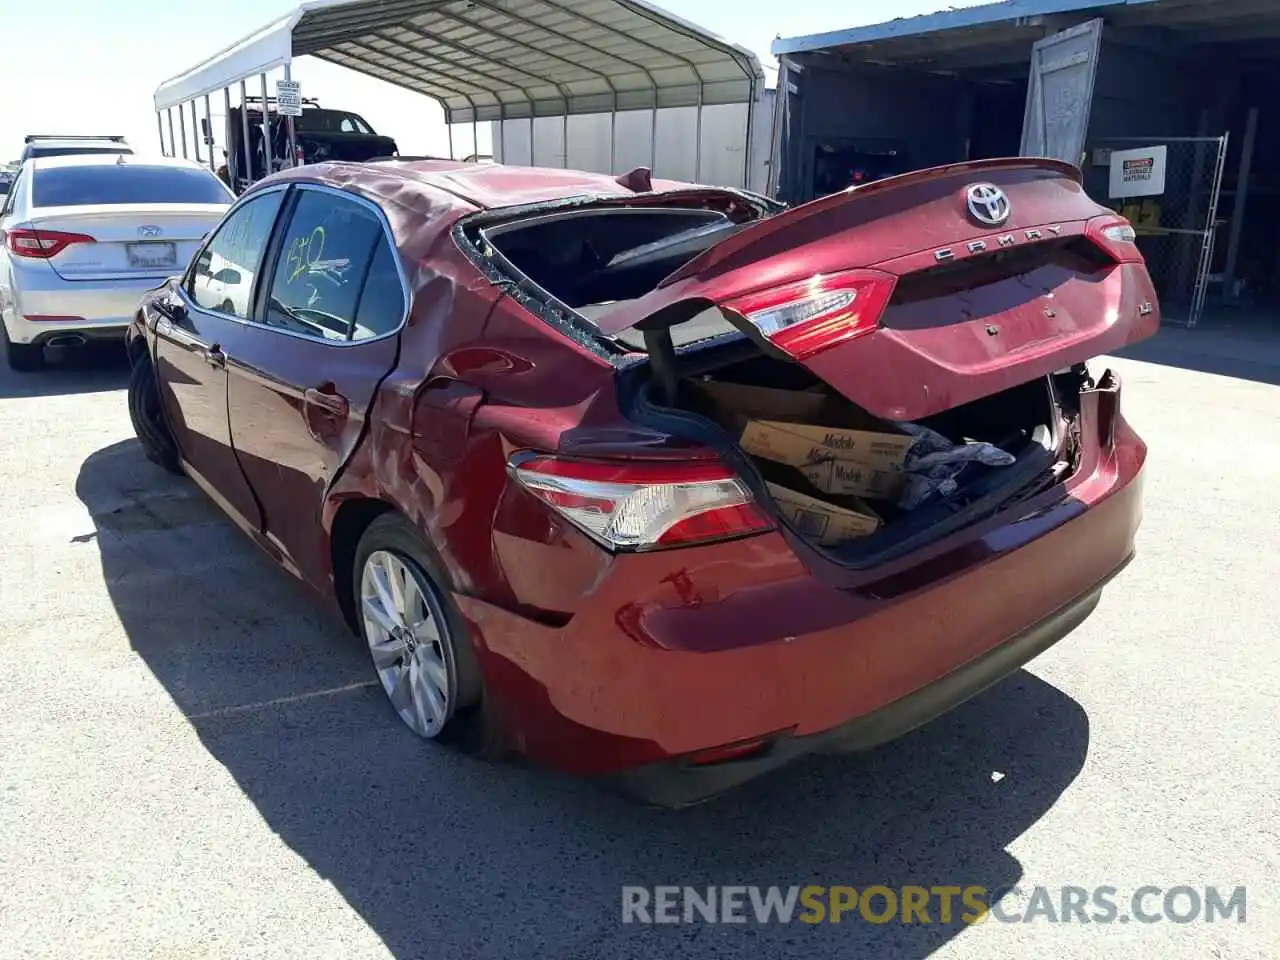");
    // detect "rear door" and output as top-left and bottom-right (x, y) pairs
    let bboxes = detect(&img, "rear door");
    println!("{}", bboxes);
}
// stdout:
(595, 158), (1158, 421)
(225, 184), (405, 589)
(1020, 19), (1104, 164)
